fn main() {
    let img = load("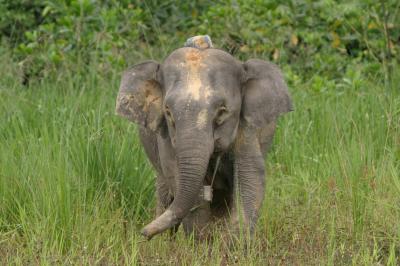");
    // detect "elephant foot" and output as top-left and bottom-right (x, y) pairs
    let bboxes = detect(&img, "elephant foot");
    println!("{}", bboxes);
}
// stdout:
(182, 202), (212, 240)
